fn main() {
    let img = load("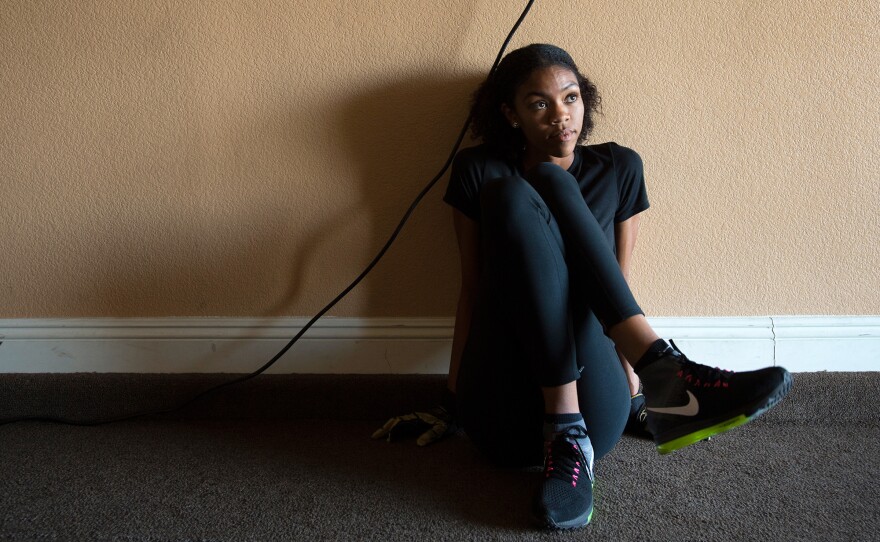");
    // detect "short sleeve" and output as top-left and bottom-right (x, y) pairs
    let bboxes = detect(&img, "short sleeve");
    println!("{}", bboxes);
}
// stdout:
(612, 144), (650, 223)
(443, 147), (483, 221)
